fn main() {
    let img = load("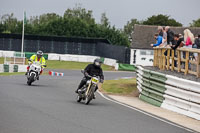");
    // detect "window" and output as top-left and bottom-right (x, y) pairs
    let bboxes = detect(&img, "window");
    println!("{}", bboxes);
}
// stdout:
(140, 50), (146, 55)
